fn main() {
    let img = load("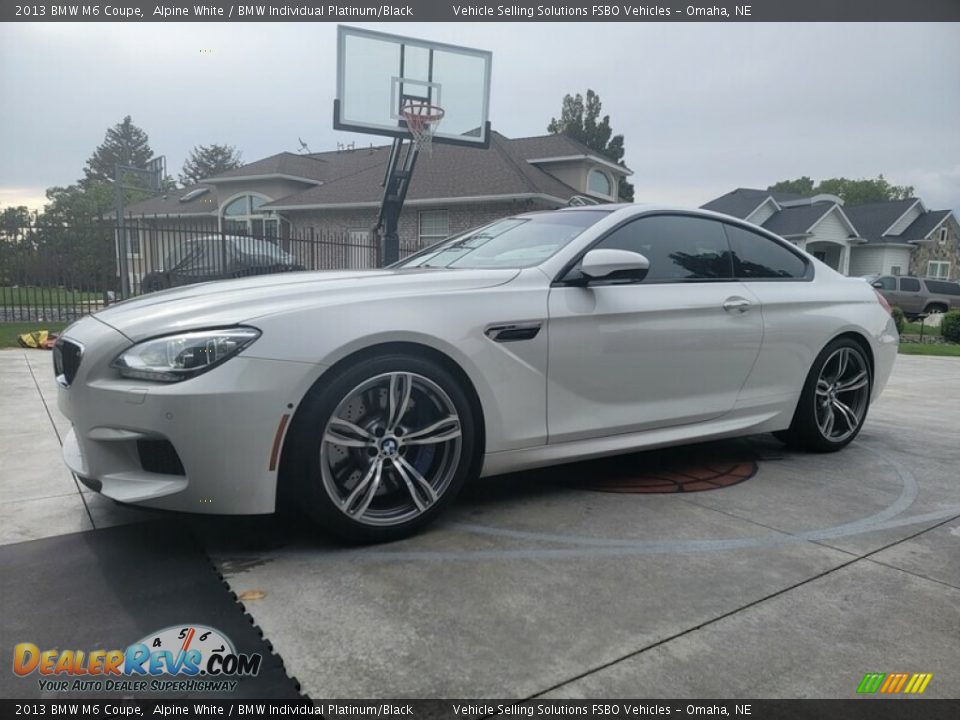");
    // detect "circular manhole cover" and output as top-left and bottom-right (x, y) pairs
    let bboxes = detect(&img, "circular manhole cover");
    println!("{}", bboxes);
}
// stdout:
(566, 442), (759, 494)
